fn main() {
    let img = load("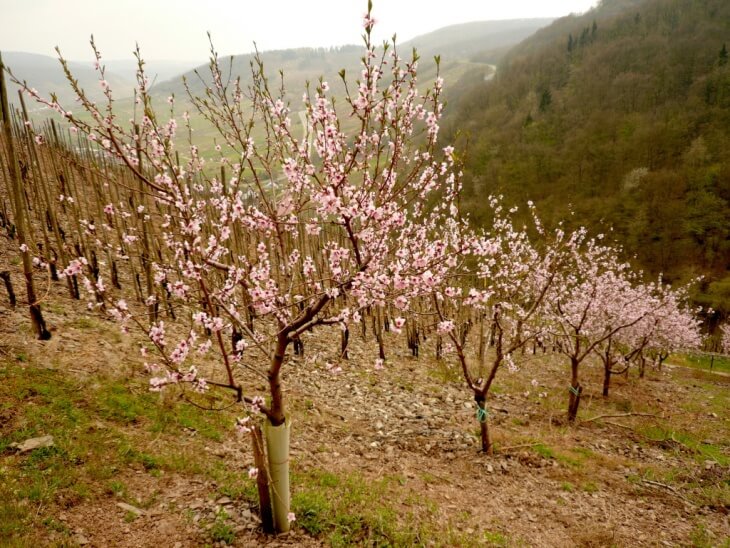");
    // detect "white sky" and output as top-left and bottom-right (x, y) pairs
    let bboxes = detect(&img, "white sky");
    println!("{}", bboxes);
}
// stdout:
(2, 0), (598, 61)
